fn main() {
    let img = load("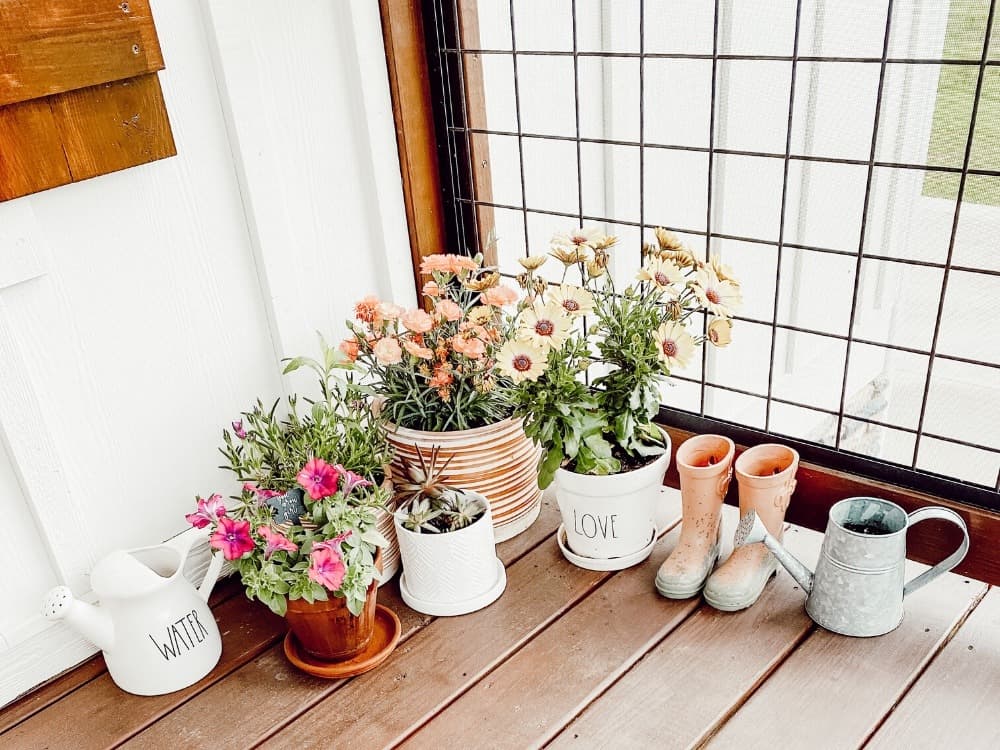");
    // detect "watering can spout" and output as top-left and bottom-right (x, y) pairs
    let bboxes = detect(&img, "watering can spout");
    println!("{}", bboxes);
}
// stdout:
(41, 587), (115, 653)
(734, 510), (814, 594)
